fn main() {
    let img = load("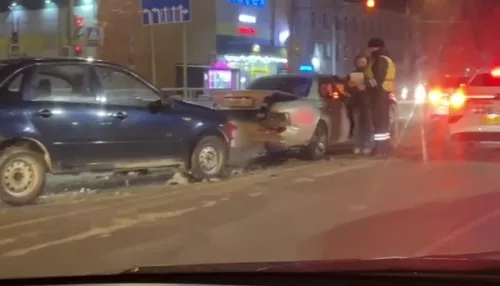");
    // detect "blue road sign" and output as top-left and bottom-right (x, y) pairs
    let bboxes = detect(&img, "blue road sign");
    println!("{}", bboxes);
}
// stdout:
(142, 0), (191, 25)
